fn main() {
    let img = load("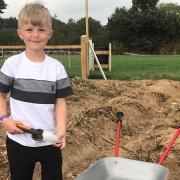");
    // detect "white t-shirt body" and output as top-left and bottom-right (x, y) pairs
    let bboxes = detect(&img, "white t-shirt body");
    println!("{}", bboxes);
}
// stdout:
(0, 52), (72, 147)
